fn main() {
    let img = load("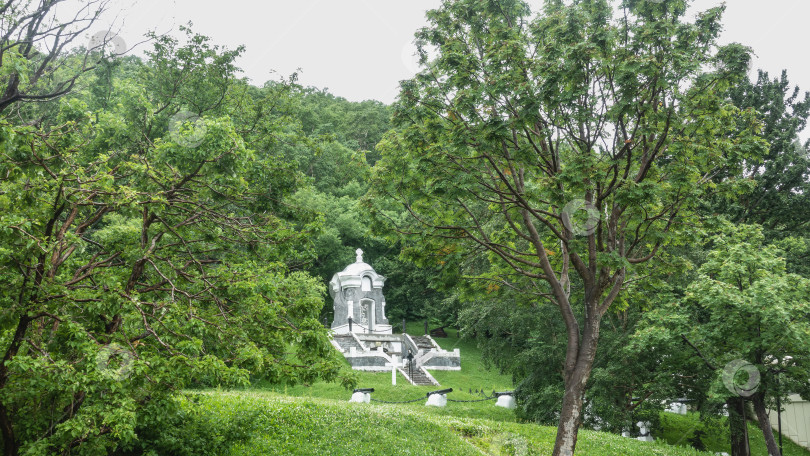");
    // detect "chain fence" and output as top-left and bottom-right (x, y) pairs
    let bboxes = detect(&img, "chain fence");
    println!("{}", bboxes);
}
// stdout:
(365, 388), (502, 404)
(369, 397), (426, 404)
(446, 396), (496, 403)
